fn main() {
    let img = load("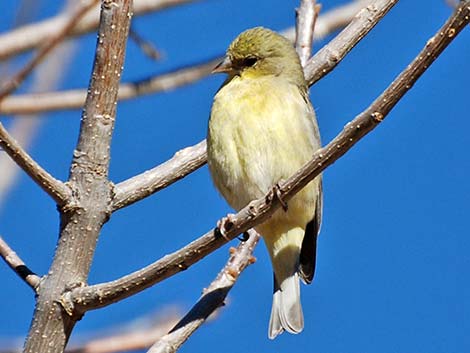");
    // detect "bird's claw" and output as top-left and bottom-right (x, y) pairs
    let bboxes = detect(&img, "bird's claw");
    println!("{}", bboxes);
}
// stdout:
(216, 213), (235, 241)
(272, 182), (288, 211)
